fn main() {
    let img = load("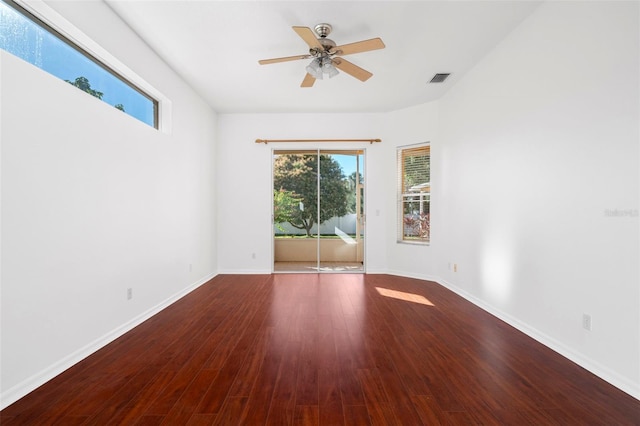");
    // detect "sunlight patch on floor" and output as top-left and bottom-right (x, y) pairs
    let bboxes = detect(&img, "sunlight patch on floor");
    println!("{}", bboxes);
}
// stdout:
(375, 287), (434, 306)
